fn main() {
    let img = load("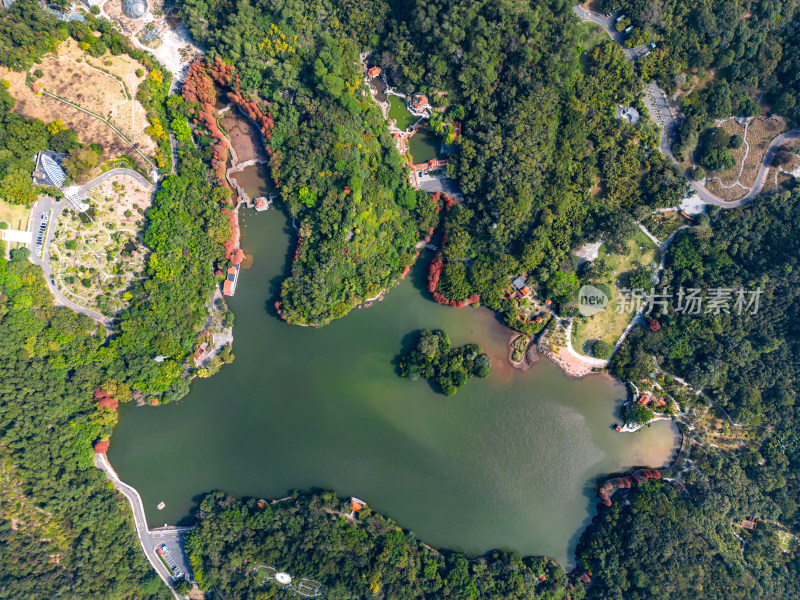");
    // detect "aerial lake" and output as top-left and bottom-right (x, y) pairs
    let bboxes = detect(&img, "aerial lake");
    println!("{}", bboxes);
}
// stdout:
(109, 210), (679, 567)
(408, 128), (444, 164)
